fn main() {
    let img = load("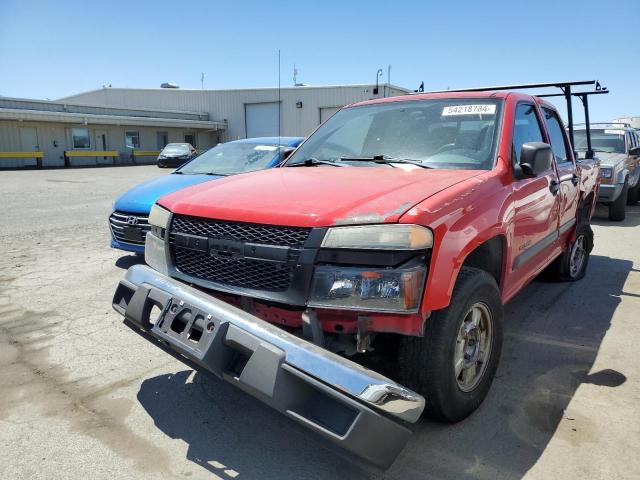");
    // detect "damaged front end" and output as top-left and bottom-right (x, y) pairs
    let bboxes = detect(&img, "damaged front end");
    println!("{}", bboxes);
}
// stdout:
(112, 265), (425, 468)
